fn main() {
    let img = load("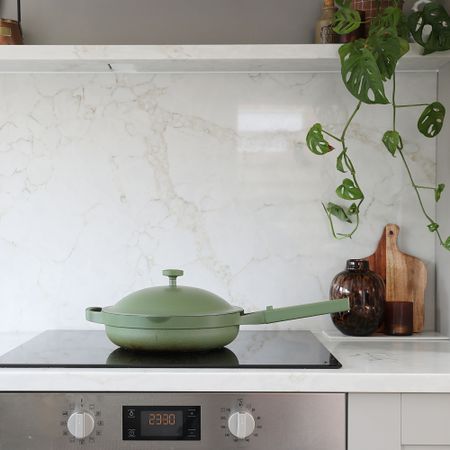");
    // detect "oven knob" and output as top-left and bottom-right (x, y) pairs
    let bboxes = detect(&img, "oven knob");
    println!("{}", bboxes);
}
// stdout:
(227, 412), (256, 439)
(67, 412), (95, 439)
